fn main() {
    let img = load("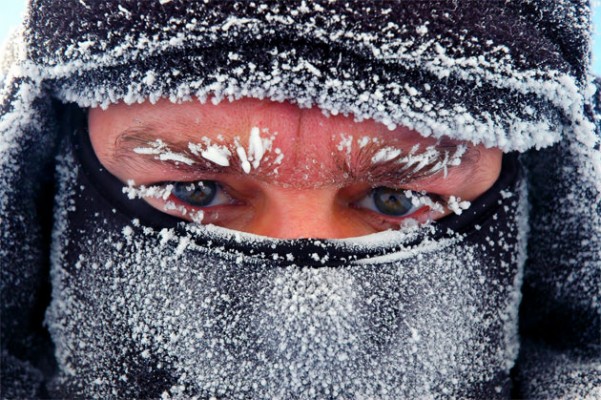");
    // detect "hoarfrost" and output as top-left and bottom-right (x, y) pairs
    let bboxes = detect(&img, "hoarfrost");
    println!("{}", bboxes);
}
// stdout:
(158, 152), (195, 165)
(248, 126), (265, 169)
(371, 147), (402, 164)
(5, 0), (594, 154)
(46, 151), (530, 398)
(134, 140), (195, 165)
(1, 2), (599, 399)
(404, 190), (445, 214)
(447, 196), (472, 215)
(336, 133), (353, 155)
(236, 142), (252, 174)
(123, 182), (174, 201)
(199, 144), (231, 167)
